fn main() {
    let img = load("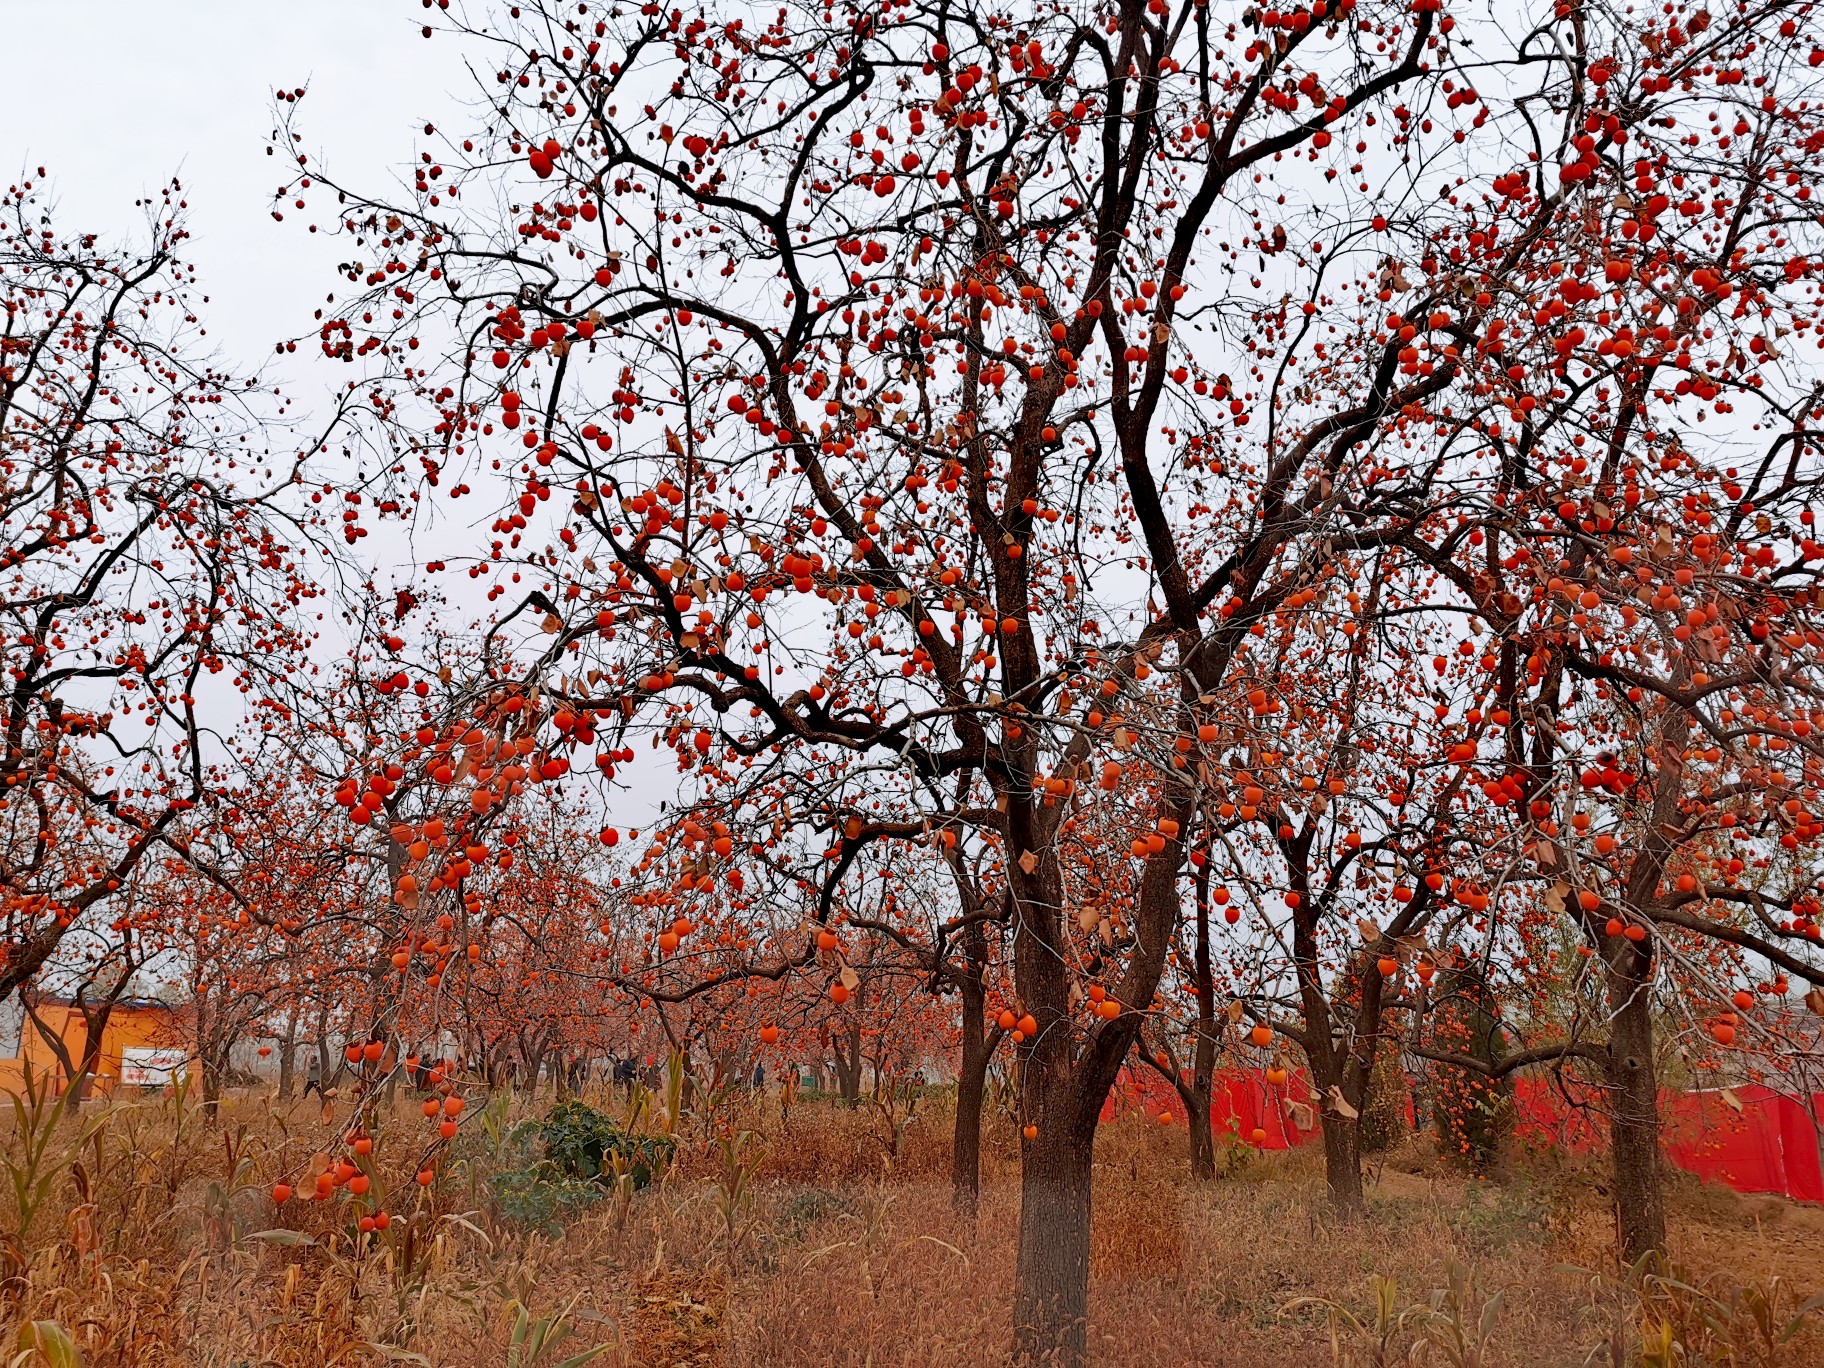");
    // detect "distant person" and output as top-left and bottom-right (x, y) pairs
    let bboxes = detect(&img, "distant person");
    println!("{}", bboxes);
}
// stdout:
(302, 1051), (324, 1100)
